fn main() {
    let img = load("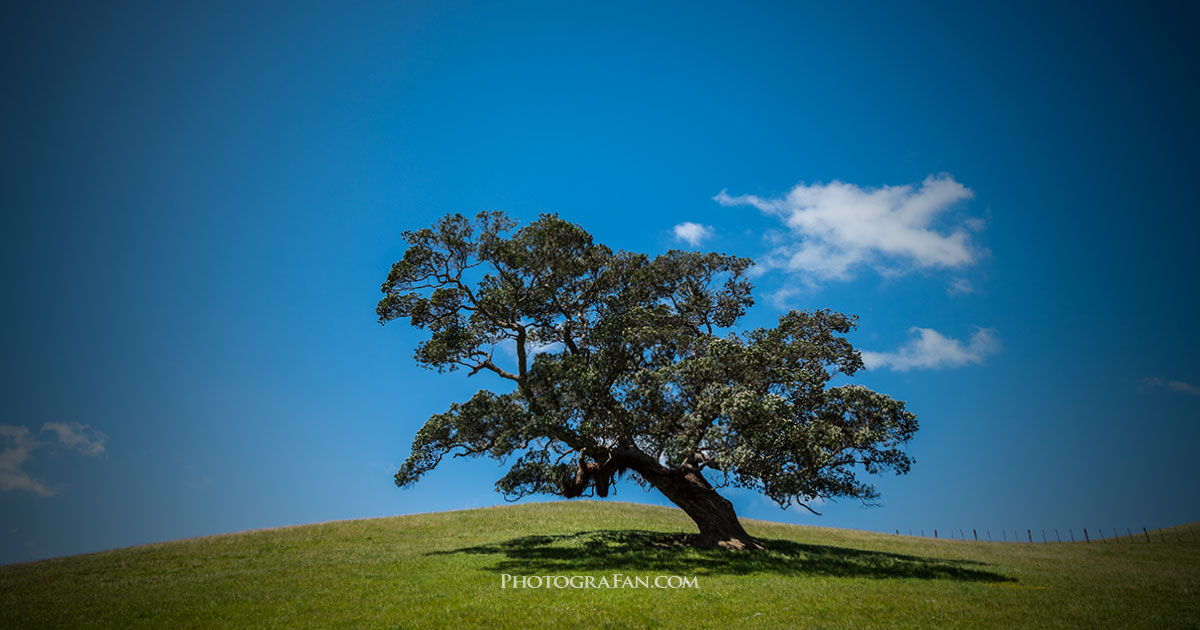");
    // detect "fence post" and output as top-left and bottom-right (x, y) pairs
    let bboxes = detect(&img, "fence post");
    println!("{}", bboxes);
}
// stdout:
(934, 529), (938, 539)
(973, 529), (978, 541)
(1084, 528), (1090, 543)
(1056, 529), (1061, 543)
(1143, 527), (1150, 543)
(1028, 529), (1032, 543)
(987, 529), (992, 542)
